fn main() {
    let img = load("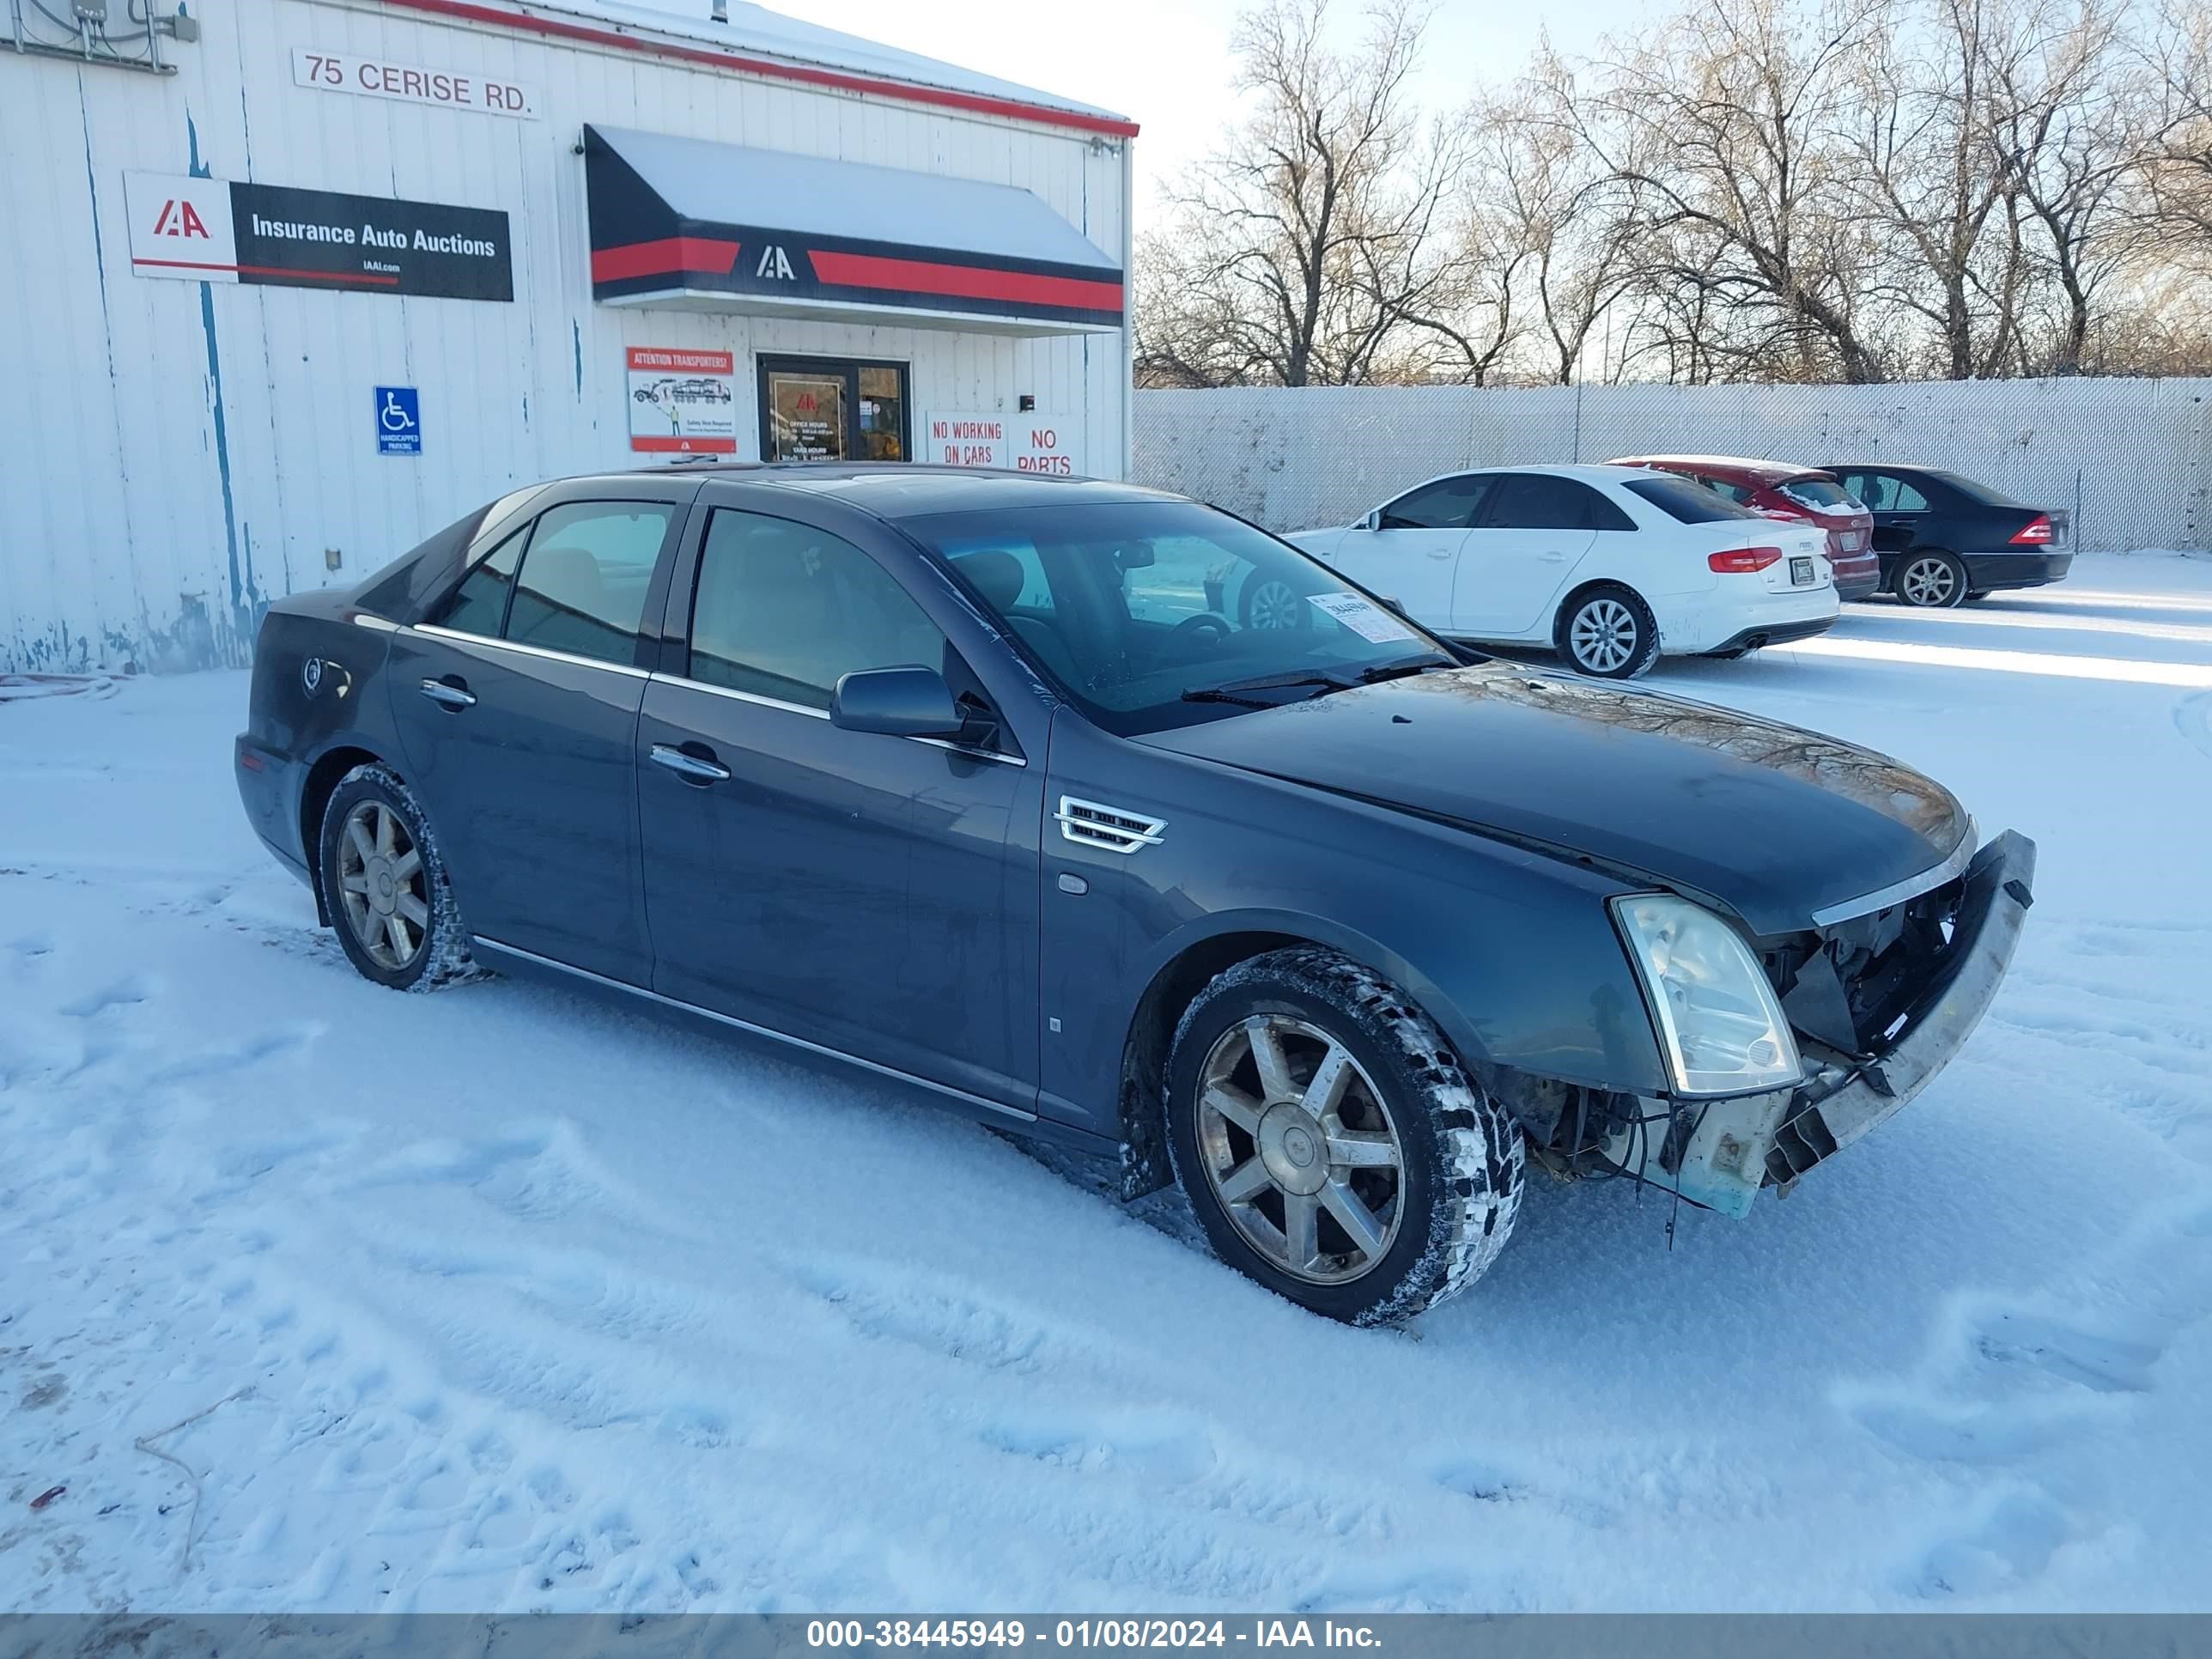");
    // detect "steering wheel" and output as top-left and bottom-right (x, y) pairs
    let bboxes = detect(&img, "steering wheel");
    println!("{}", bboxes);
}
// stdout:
(1167, 613), (1232, 654)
